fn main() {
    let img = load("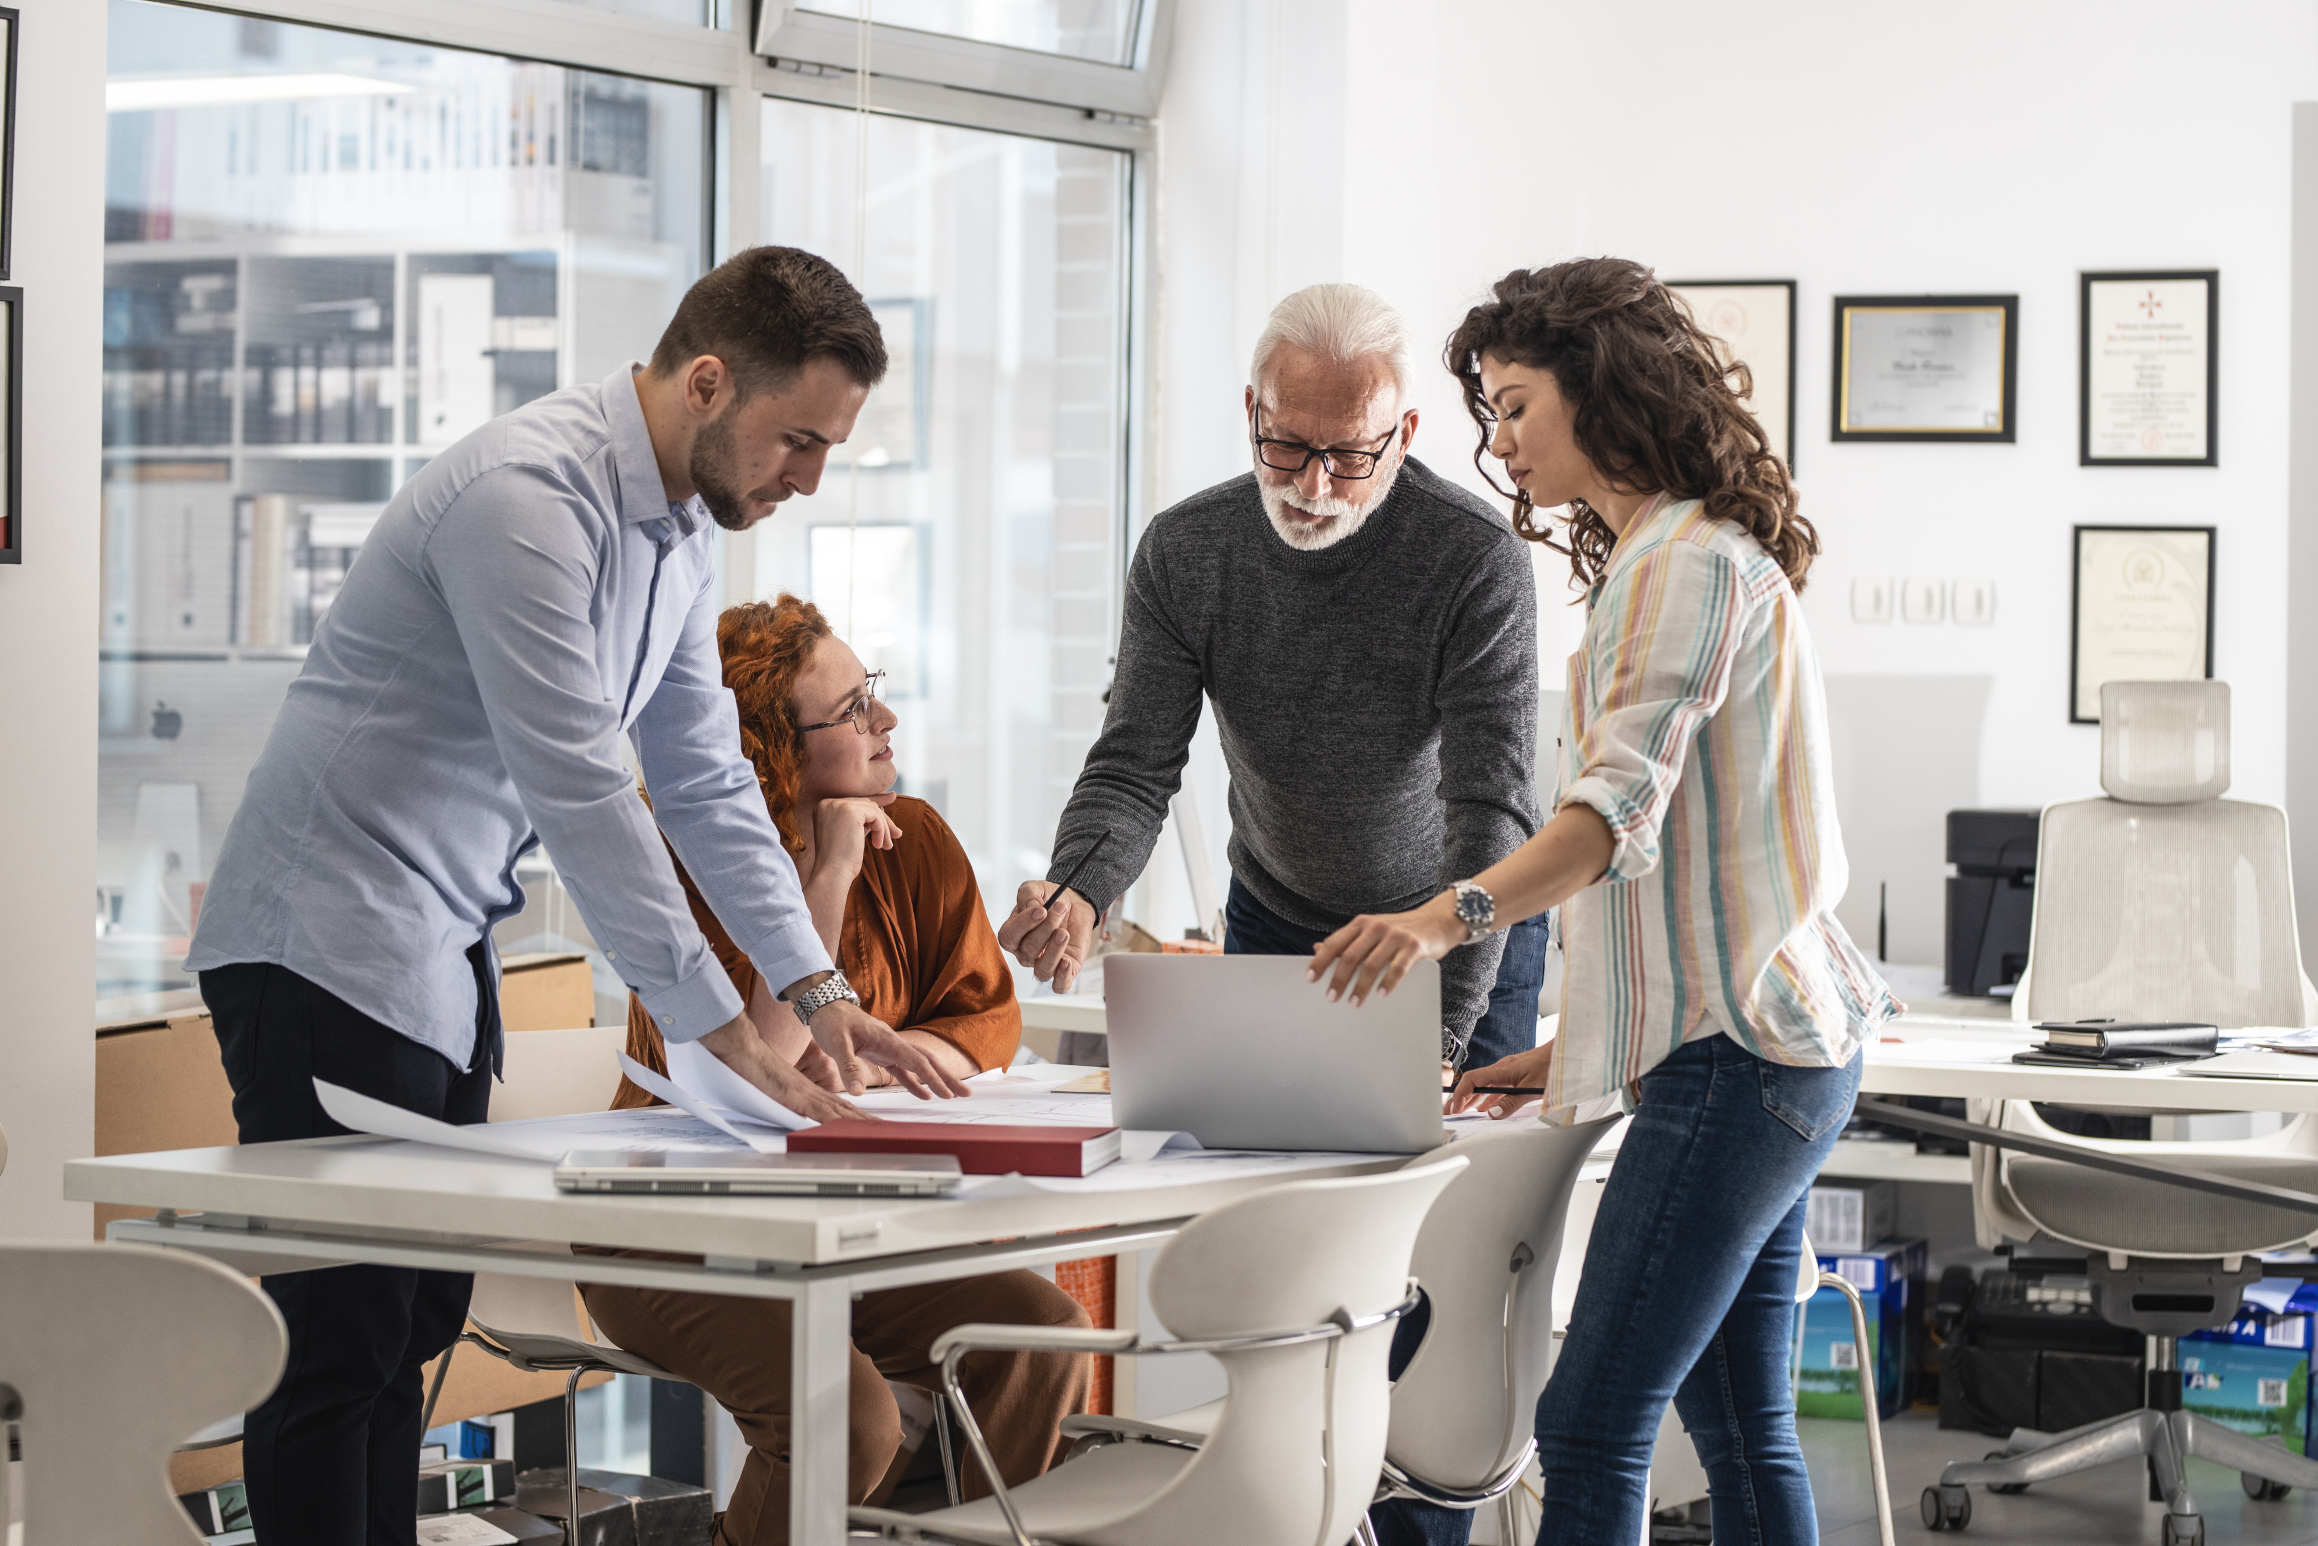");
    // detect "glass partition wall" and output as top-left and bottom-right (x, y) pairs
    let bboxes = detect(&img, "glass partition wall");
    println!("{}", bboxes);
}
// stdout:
(99, 1), (707, 1017)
